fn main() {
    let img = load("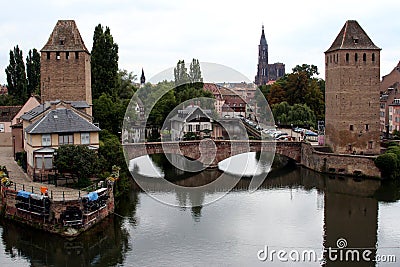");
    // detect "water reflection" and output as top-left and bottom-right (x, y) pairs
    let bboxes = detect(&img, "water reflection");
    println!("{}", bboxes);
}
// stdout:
(218, 152), (272, 177)
(1, 152), (399, 266)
